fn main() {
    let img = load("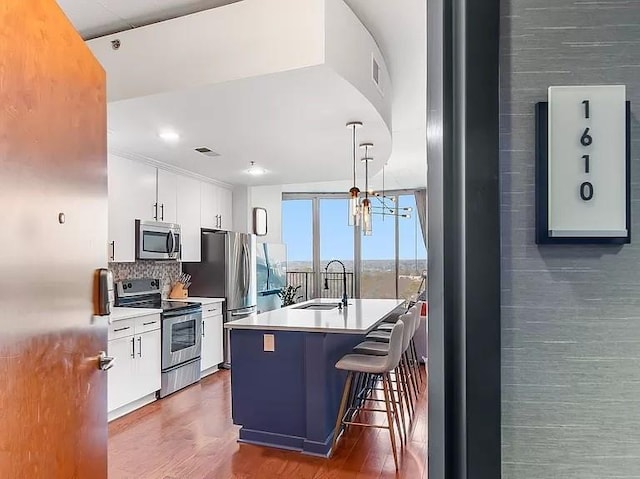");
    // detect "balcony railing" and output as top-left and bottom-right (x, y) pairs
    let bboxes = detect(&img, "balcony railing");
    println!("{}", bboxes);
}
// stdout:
(286, 271), (355, 302)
